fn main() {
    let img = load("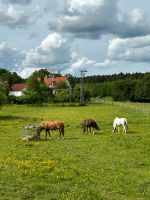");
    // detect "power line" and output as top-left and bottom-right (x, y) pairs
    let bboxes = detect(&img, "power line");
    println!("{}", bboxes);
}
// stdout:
(80, 70), (87, 105)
